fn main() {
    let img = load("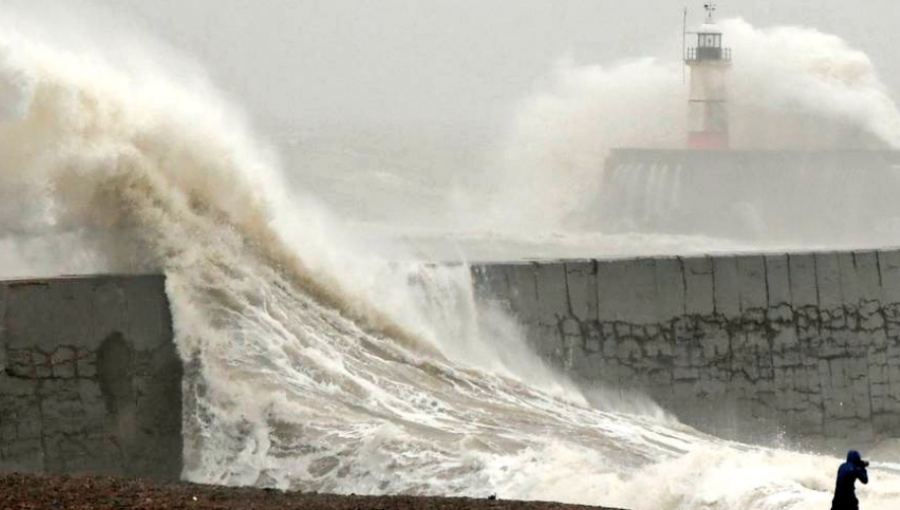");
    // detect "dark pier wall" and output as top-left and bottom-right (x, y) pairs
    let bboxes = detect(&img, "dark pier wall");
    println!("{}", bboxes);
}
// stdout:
(0, 275), (182, 480)
(582, 149), (900, 245)
(473, 250), (900, 443)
